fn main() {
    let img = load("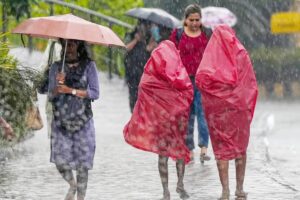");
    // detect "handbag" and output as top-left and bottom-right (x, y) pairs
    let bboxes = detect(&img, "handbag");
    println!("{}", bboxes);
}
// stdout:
(25, 103), (43, 130)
